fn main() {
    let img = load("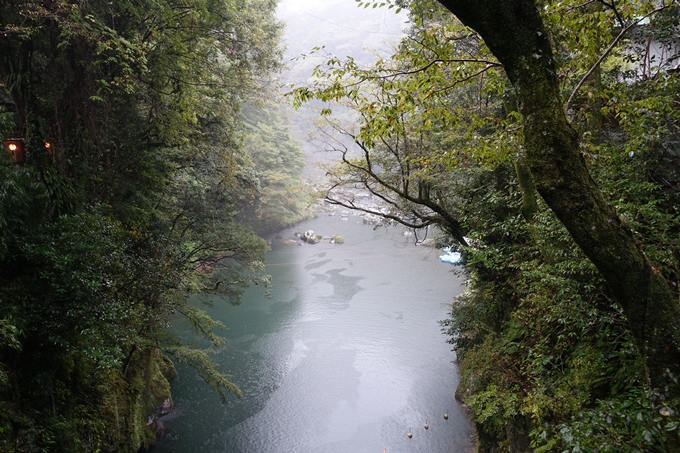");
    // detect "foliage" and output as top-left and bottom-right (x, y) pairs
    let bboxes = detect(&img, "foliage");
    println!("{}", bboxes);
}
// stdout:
(292, 0), (680, 451)
(556, 381), (680, 453)
(0, 0), (288, 450)
(240, 102), (313, 234)
(164, 345), (241, 403)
